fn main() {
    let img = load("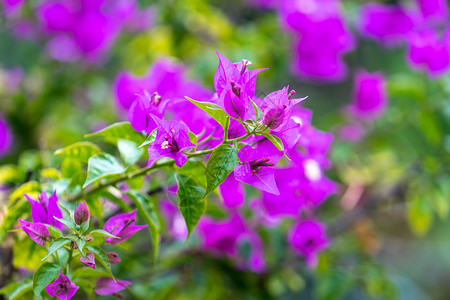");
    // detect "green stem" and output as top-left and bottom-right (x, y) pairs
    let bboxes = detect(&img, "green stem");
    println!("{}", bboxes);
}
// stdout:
(66, 249), (73, 275)
(67, 160), (174, 202)
(67, 129), (256, 203)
